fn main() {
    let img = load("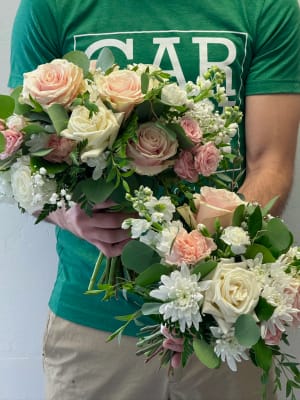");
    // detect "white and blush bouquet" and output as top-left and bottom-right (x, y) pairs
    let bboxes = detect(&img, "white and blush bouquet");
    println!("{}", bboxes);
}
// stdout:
(101, 185), (300, 400)
(0, 49), (242, 221)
